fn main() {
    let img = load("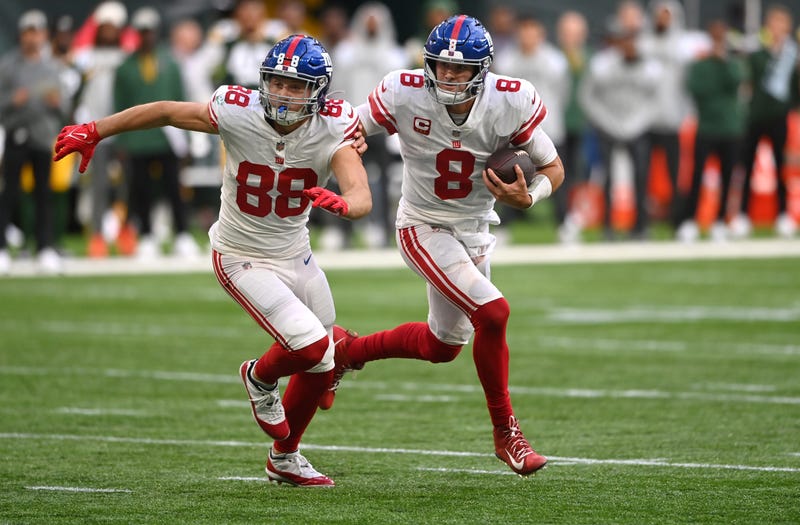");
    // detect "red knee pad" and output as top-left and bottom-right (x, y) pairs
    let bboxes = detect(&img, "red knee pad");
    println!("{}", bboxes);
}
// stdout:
(293, 336), (330, 370)
(471, 298), (510, 331)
